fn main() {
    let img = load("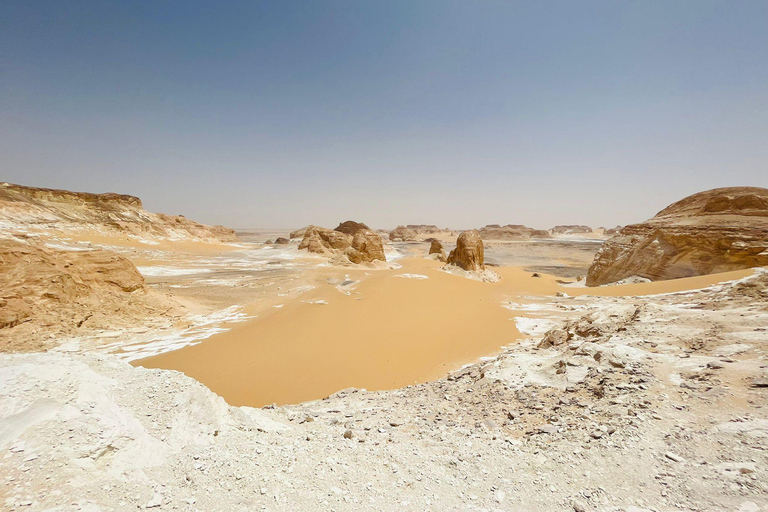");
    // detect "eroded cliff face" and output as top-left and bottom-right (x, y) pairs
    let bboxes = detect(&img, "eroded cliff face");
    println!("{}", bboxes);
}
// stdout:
(0, 182), (239, 243)
(586, 187), (768, 286)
